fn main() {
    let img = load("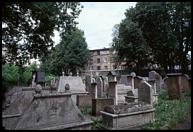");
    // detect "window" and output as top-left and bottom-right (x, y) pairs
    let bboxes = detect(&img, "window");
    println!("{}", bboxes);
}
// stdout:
(97, 66), (101, 70)
(97, 58), (100, 63)
(104, 66), (108, 70)
(103, 57), (107, 63)
(97, 51), (100, 55)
